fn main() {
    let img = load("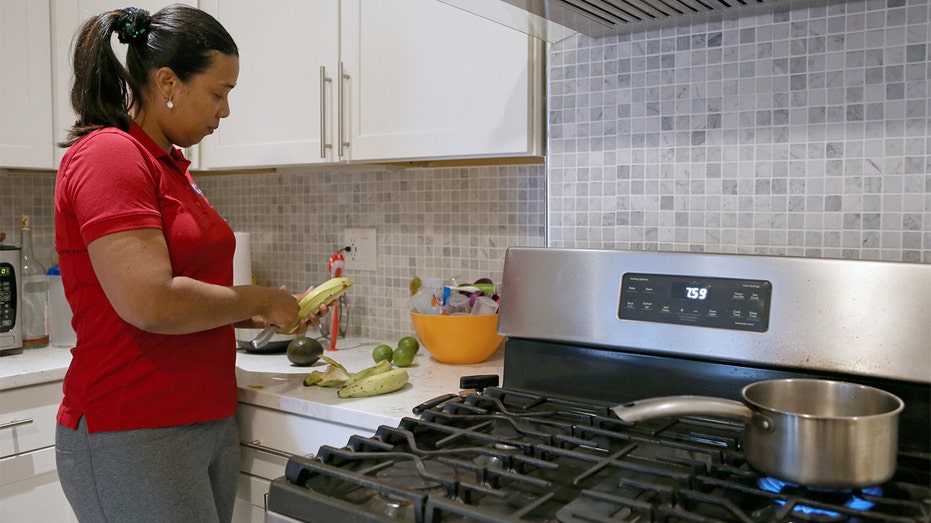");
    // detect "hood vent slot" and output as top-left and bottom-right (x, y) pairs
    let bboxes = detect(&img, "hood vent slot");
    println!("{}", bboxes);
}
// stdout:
(439, 0), (788, 42)
(558, 0), (771, 29)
